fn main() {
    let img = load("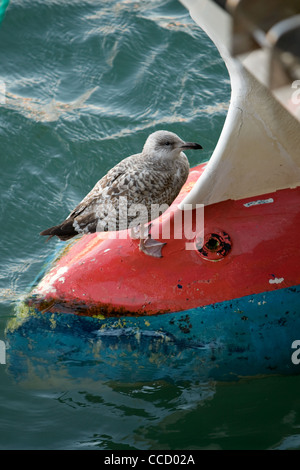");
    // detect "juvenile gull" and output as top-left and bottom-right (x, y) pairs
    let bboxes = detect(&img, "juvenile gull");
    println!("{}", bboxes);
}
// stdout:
(40, 130), (202, 257)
